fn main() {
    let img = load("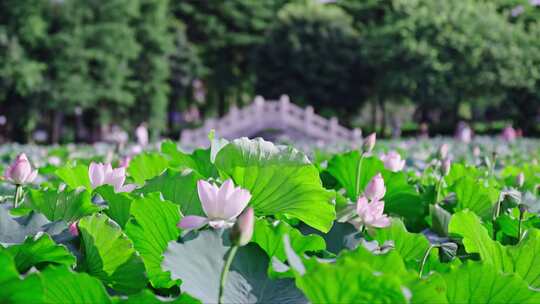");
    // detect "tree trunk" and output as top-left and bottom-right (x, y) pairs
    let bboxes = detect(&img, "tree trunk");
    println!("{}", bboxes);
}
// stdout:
(51, 110), (63, 144)
(371, 98), (378, 132)
(379, 98), (387, 137)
